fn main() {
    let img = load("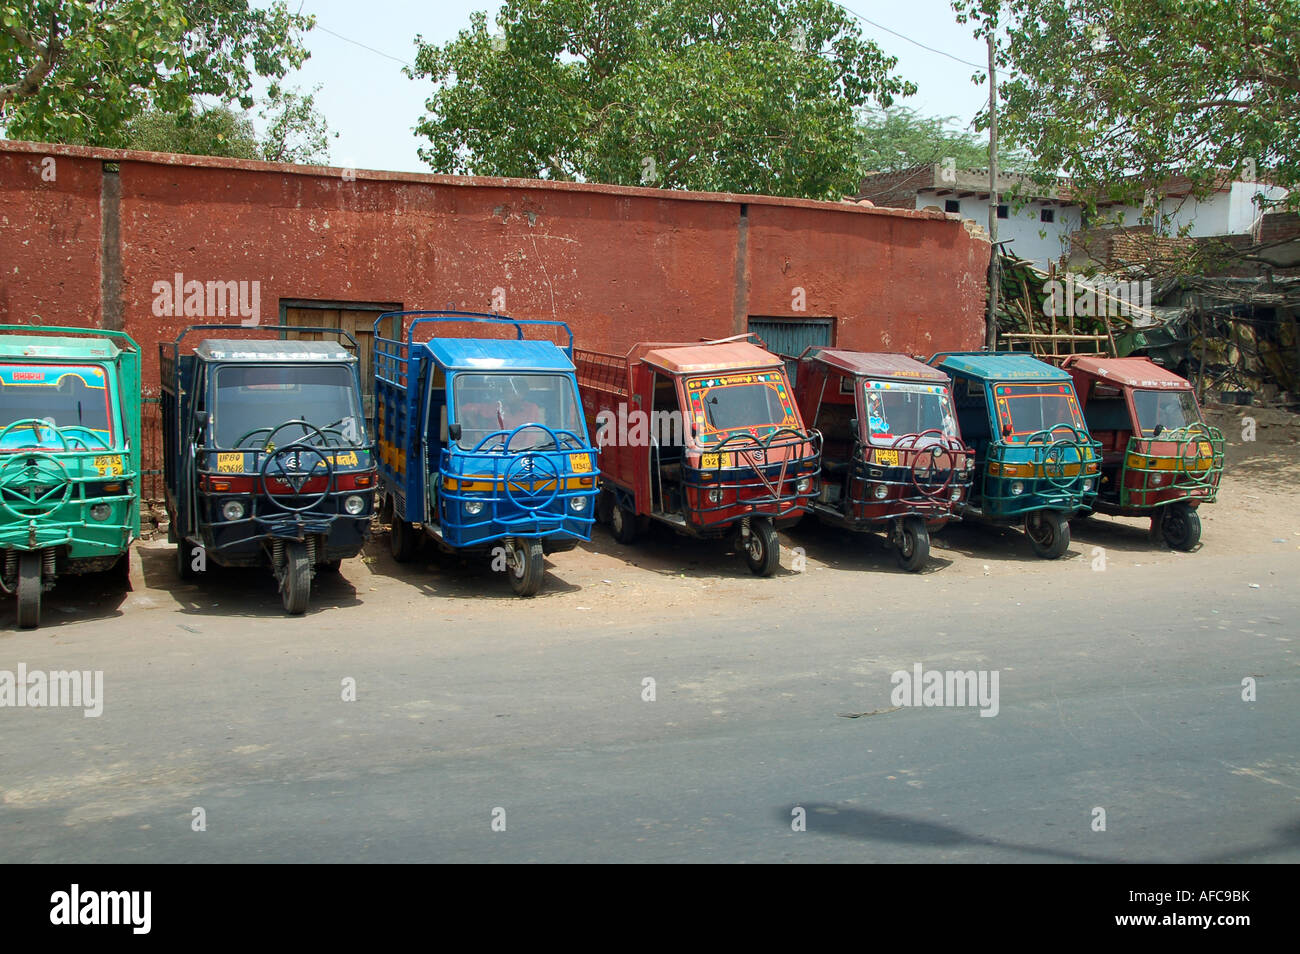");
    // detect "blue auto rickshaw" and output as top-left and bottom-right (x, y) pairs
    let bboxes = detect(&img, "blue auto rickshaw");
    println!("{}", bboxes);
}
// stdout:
(928, 351), (1100, 559)
(373, 311), (598, 596)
